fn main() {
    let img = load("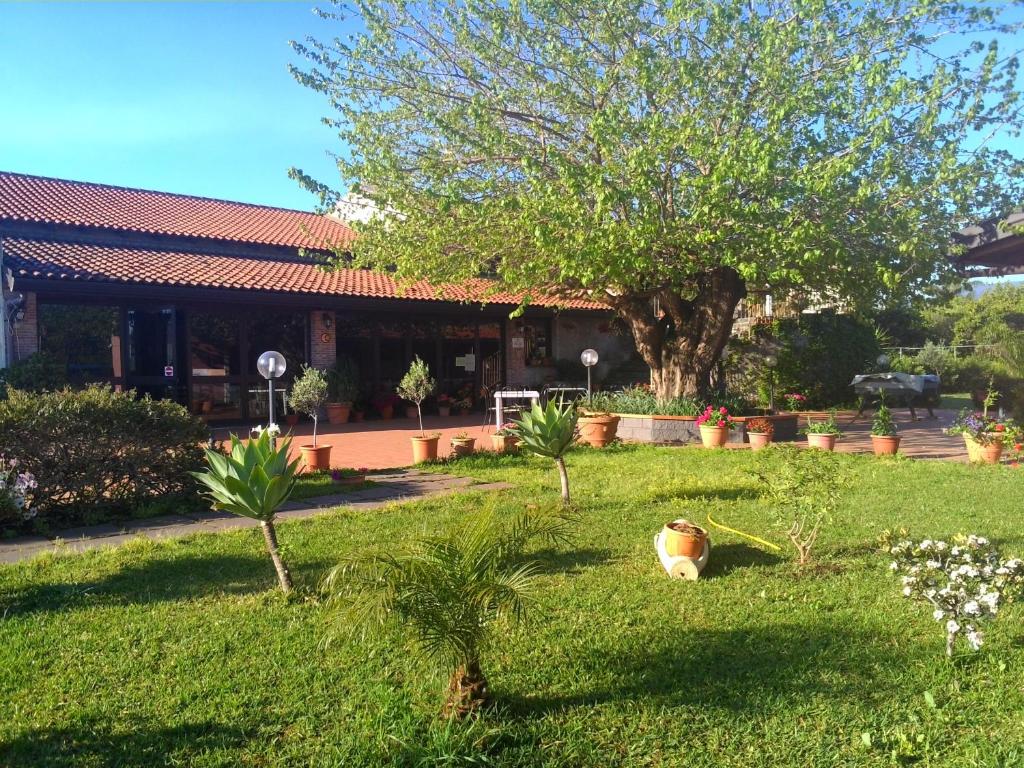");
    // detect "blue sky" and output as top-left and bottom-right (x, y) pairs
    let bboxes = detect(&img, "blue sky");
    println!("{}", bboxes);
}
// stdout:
(0, 2), (346, 210)
(1, 2), (1021, 214)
